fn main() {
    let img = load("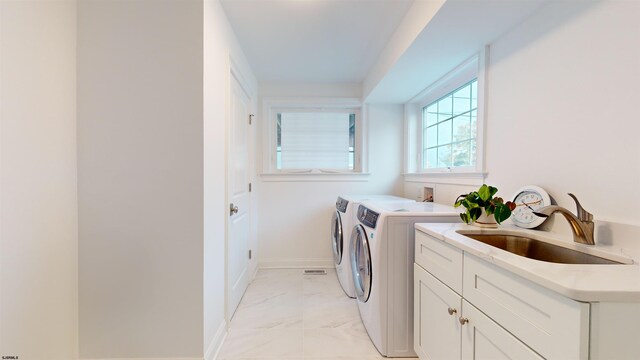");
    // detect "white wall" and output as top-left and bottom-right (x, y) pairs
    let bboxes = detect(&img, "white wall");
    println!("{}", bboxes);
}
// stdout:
(363, 0), (445, 100)
(77, 1), (204, 358)
(258, 83), (404, 267)
(0, 1), (79, 358)
(203, 0), (257, 358)
(404, 182), (477, 204)
(405, 1), (640, 257)
(486, 0), (640, 255)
